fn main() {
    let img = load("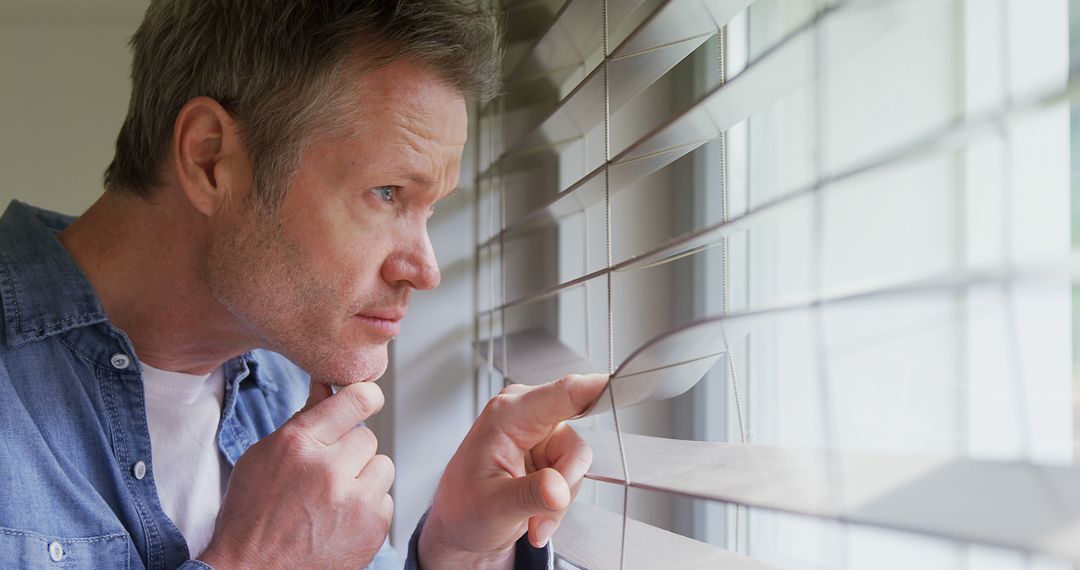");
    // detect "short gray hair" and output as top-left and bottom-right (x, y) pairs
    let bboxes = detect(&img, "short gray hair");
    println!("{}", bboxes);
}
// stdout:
(104, 0), (501, 205)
